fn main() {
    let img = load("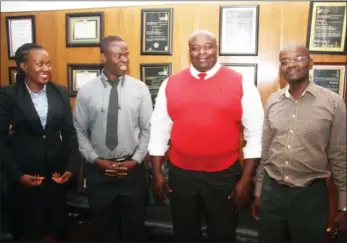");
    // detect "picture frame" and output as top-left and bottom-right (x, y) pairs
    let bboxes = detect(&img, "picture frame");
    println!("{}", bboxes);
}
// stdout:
(140, 63), (172, 105)
(8, 66), (18, 84)
(223, 63), (258, 86)
(310, 62), (346, 98)
(66, 12), (104, 47)
(219, 5), (259, 56)
(5, 15), (36, 59)
(67, 63), (103, 97)
(141, 8), (173, 55)
(306, 1), (347, 54)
